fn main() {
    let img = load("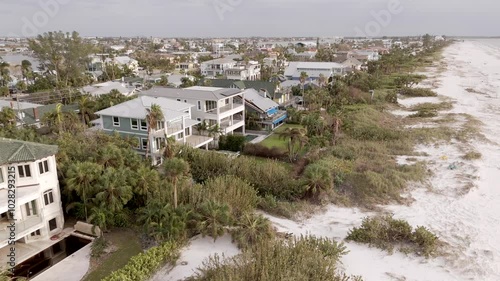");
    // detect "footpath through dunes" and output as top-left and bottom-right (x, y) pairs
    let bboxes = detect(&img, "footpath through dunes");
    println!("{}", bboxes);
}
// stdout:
(266, 40), (500, 281)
